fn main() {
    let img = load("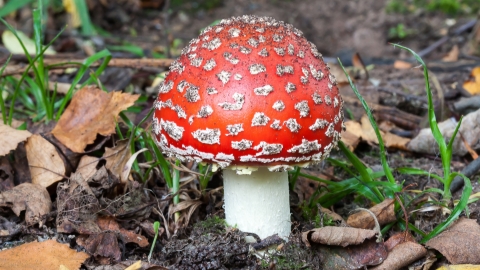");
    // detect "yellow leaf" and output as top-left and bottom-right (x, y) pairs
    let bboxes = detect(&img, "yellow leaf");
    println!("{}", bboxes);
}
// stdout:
(1, 30), (56, 55)
(463, 67), (480, 95)
(63, 0), (81, 28)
